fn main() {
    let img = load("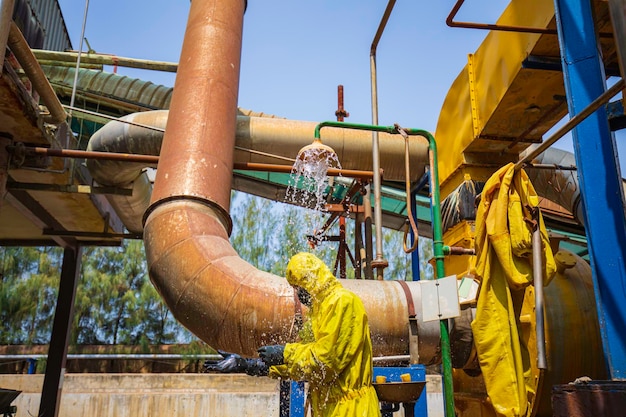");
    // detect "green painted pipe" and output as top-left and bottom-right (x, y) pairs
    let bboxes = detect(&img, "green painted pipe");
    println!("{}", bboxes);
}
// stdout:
(315, 121), (455, 417)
